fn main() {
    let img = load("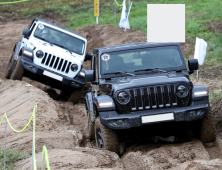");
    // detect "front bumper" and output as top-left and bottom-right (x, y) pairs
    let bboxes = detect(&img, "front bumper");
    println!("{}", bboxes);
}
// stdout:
(20, 56), (85, 89)
(99, 104), (209, 129)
